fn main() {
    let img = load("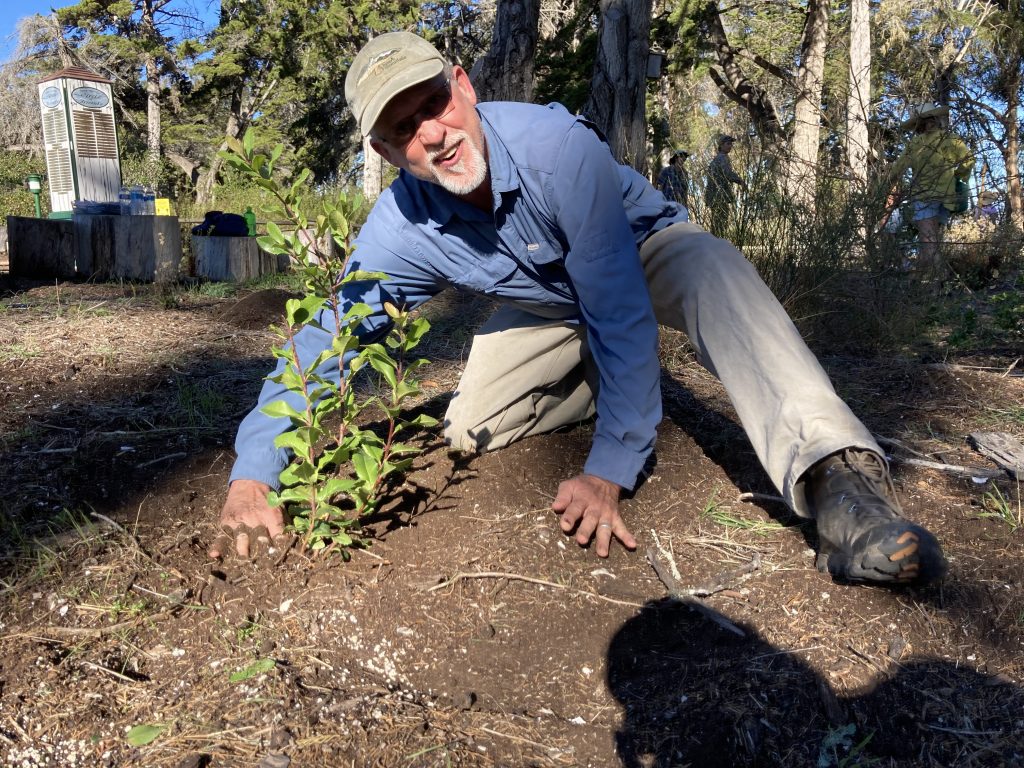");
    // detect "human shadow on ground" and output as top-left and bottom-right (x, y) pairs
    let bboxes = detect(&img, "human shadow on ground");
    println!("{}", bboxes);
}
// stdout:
(656, 367), (1024, 659)
(607, 597), (1024, 768)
